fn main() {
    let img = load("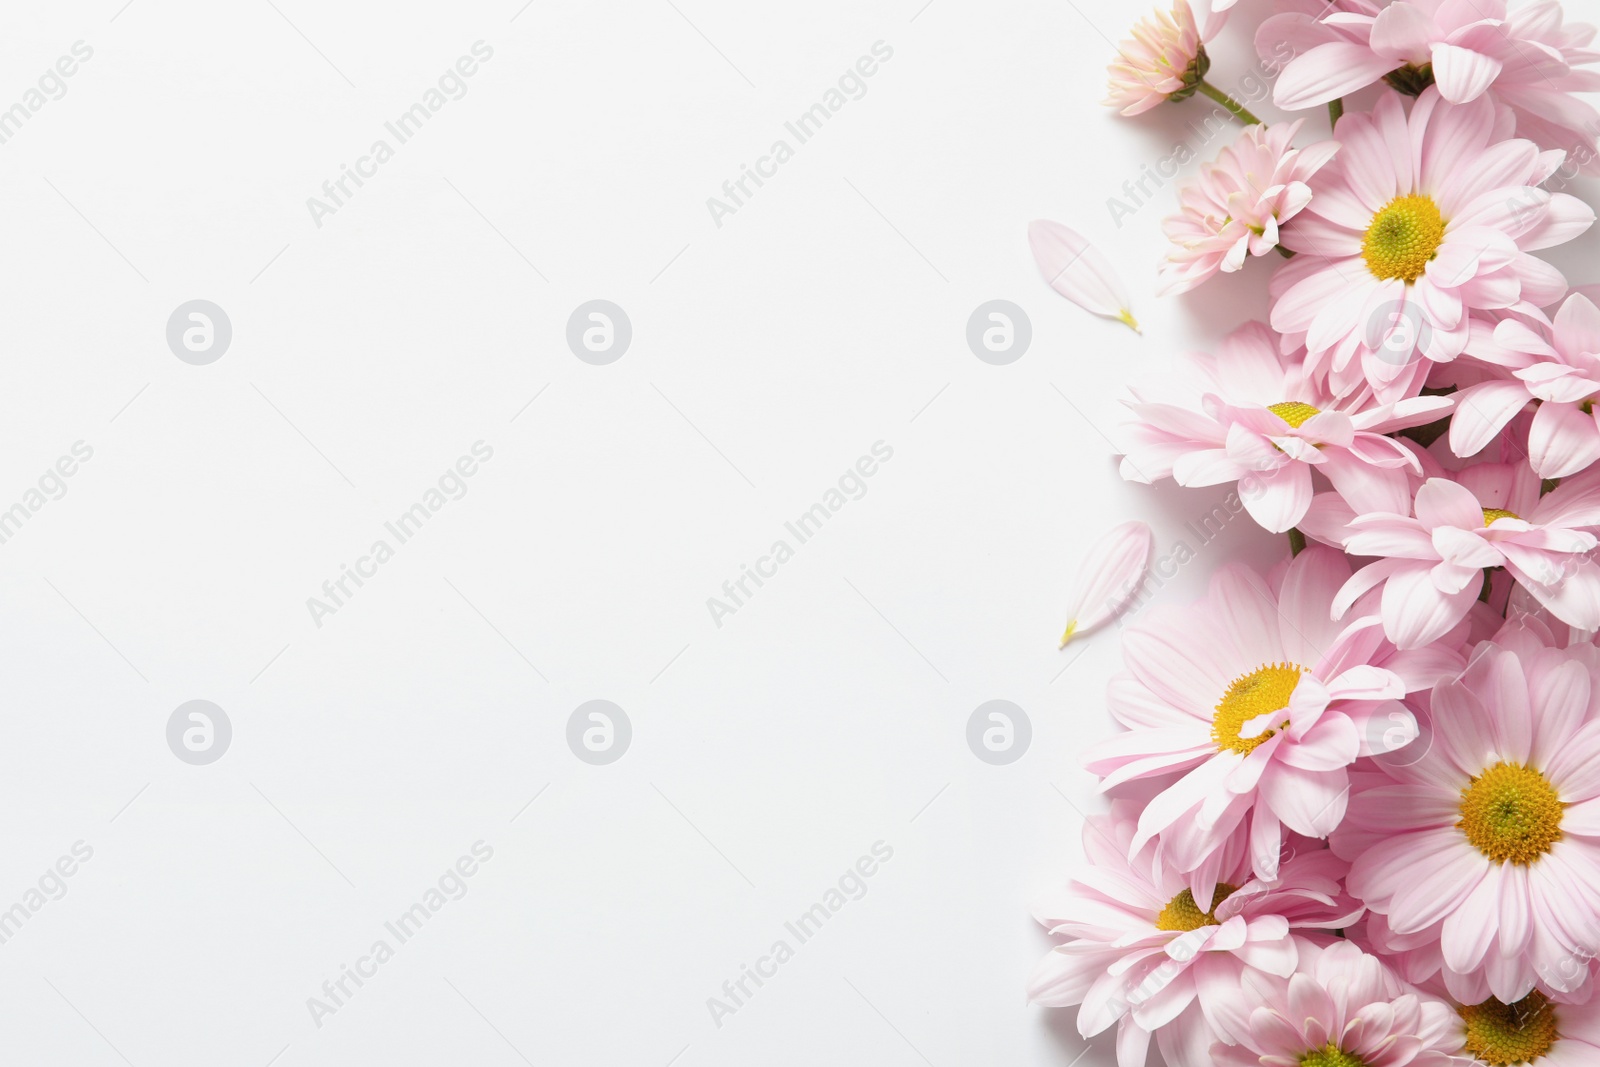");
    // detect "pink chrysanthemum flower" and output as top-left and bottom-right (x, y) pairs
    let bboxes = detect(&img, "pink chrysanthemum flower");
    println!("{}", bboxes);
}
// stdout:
(1158, 123), (1340, 295)
(1453, 293), (1600, 478)
(1120, 322), (1451, 531)
(1260, 0), (1600, 172)
(1082, 548), (1448, 879)
(1209, 940), (1464, 1067)
(1271, 88), (1593, 402)
(1448, 989), (1600, 1066)
(1106, 0), (1209, 116)
(1029, 801), (1358, 1067)
(1334, 641), (1600, 1005)
(1331, 465), (1600, 648)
